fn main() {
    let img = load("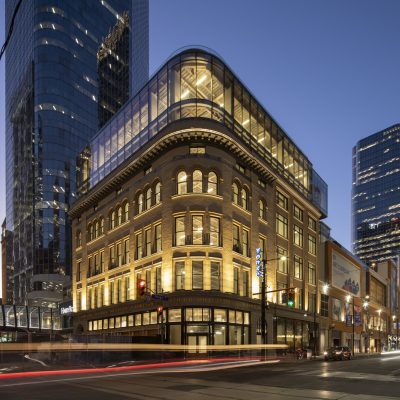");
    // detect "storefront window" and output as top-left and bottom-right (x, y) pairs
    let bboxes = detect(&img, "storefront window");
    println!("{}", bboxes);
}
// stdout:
(135, 314), (142, 326)
(214, 309), (227, 322)
(214, 325), (226, 345)
(229, 325), (242, 345)
(170, 325), (181, 344)
(143, 312), (150, 325)
(168, 308), (182, 322)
